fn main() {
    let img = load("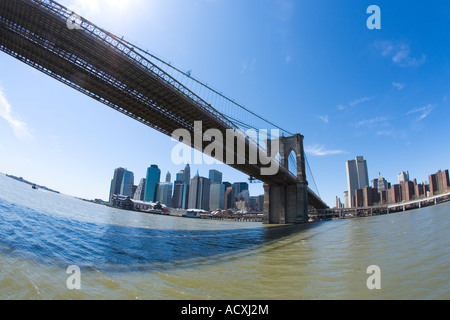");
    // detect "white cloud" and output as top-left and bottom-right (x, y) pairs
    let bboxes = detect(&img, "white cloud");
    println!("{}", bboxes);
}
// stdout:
(353, 116), (390, 128)
(375, 41), (426, 67)
(305, 145), (346, 157)
(0, 87), (33, 141)
(407, 104), (435, 122)
(317, 115), (329, 124)
(392, 82), (406, 91)
(337, 96), (376, 110)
